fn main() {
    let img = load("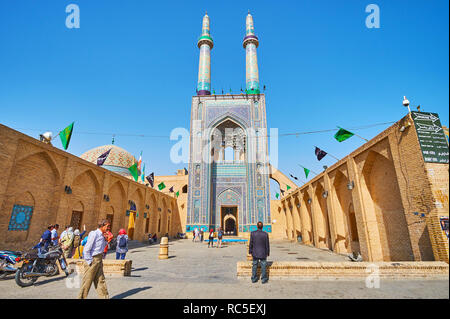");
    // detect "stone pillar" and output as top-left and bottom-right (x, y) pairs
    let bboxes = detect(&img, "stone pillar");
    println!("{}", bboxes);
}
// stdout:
(283, 201), (293, 241)
(158, 236), (169, 260)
